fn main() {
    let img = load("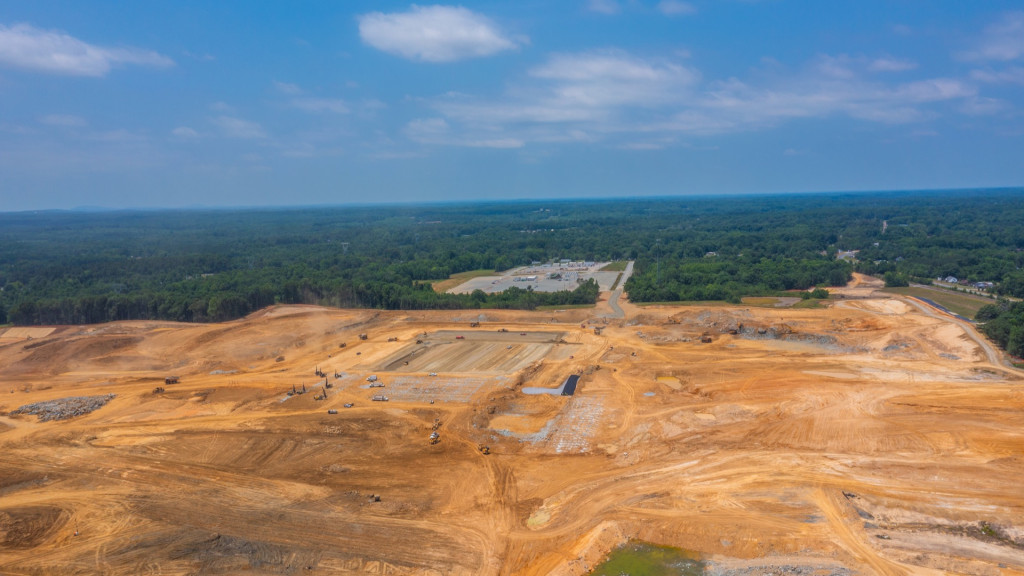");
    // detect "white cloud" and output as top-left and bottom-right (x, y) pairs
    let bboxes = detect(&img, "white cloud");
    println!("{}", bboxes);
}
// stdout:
(960, 11), (1024, 61)
(211, 116), (266, 139)
(418, 49), (981, 147)
(0, 23), (173, 76)
(587, 0), (620, 15)
(291, 97), (349, 114)
(970, 66), (1024, 85)
(274, 81), (303, 95)
(405, 117), (523, 148)
(39, 114), (86, 127)
(528, 51), (699, 108)
(171, 126), (199, 138)
(657, 1), (696, 16)
(961, 96), (1007, 116)
(358, 5), (523, 62)
(868, 57), (917, 72)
